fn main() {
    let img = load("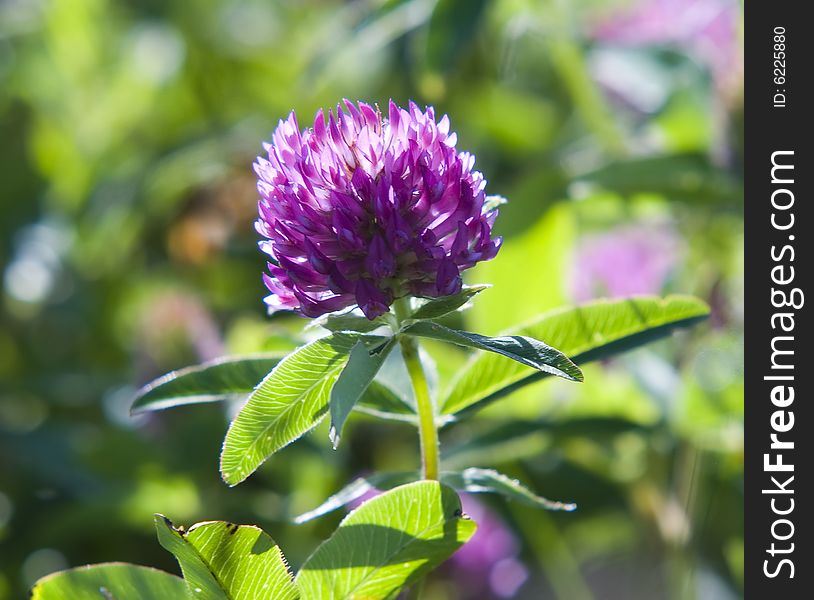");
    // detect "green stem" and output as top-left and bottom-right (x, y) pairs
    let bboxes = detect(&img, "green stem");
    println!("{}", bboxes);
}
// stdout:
(394, 299), (440, 481)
